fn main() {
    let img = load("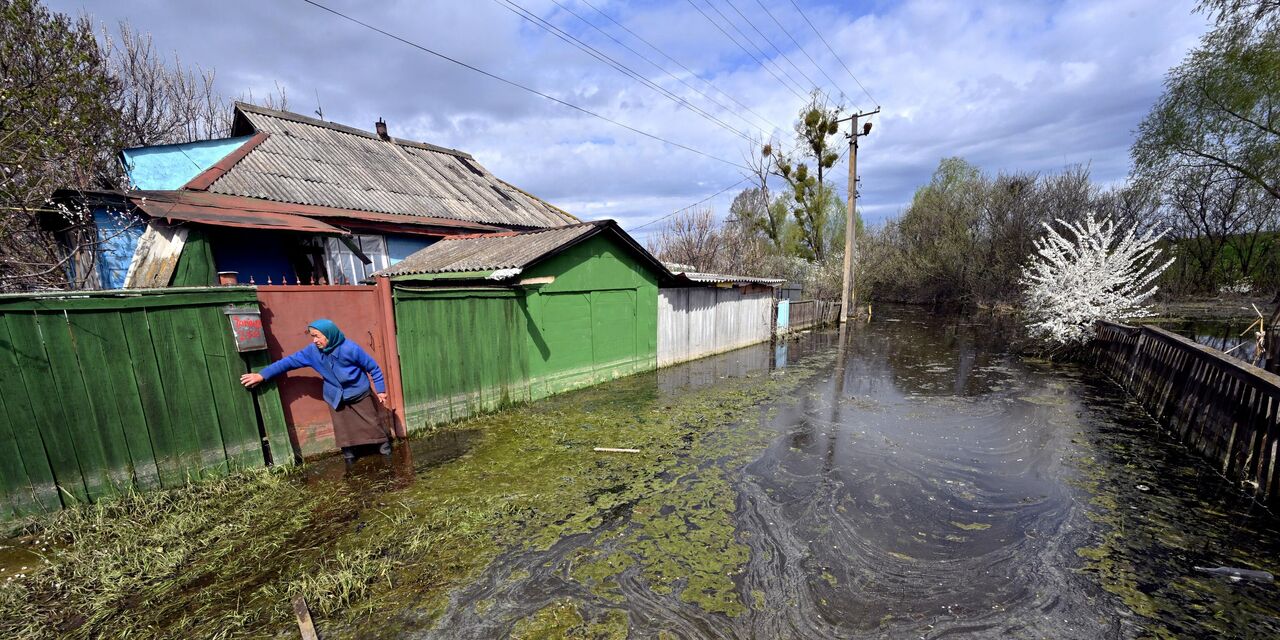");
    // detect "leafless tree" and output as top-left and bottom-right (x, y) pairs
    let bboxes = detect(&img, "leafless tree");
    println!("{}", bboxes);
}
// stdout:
(647, 207), (724, 272)
(103, 21), (289, 148)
